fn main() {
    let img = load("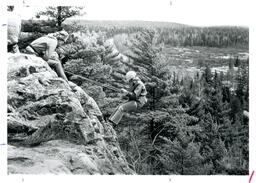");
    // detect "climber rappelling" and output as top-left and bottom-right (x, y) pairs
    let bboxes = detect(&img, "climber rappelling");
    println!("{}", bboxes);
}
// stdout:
(107, 71), (147, 127)
(65, 71), (148, 127)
